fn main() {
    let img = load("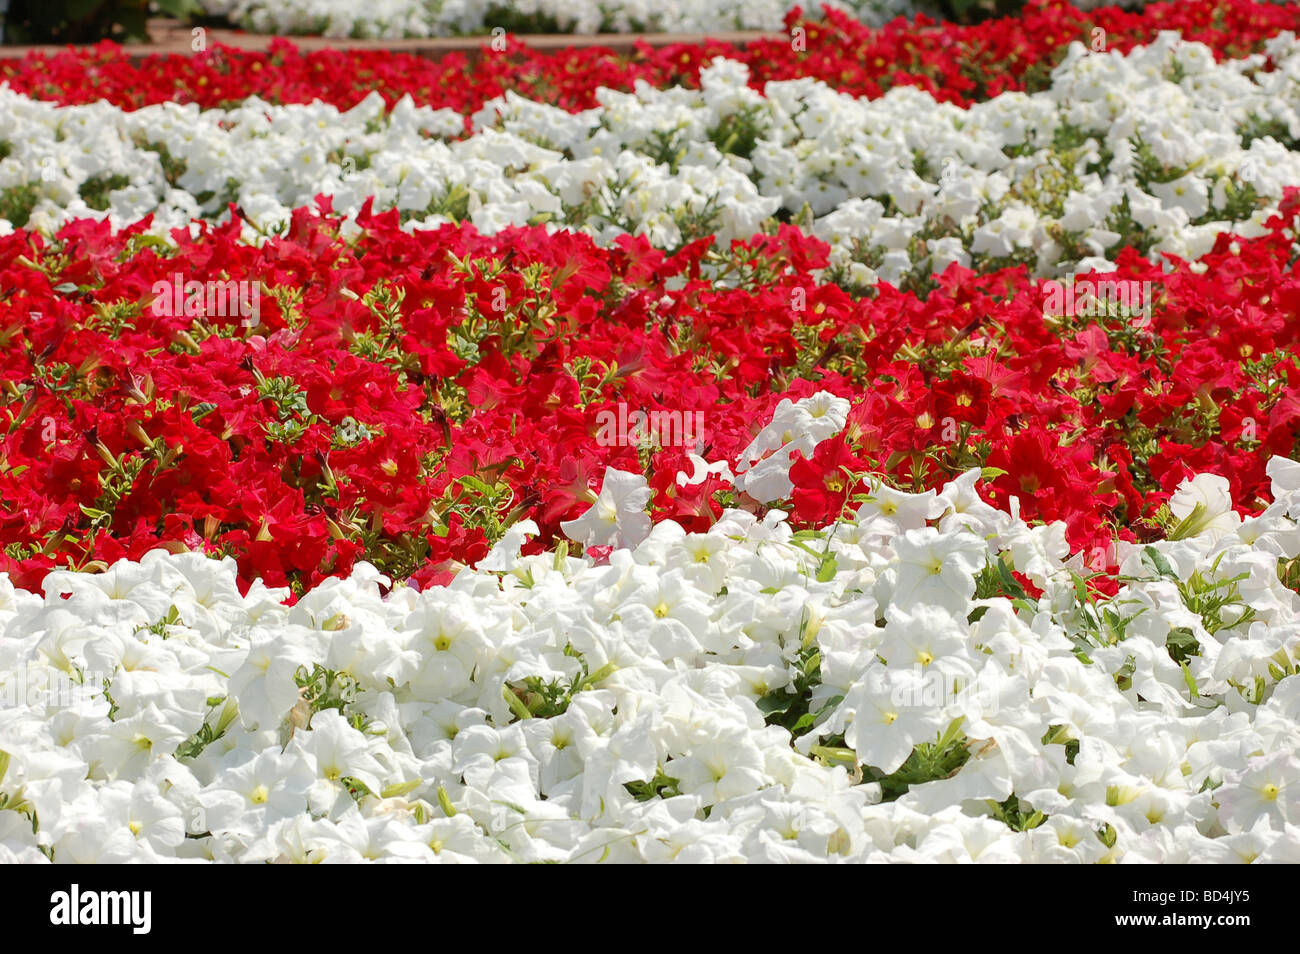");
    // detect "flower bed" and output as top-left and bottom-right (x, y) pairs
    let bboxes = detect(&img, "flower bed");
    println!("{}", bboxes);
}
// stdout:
(4, 0), (1299, 114)
(3, 185), (1300, 596)
(3, 35), (1298, 289)
(2, 0), (1300, 864)
(2, 409), (1298, 862)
